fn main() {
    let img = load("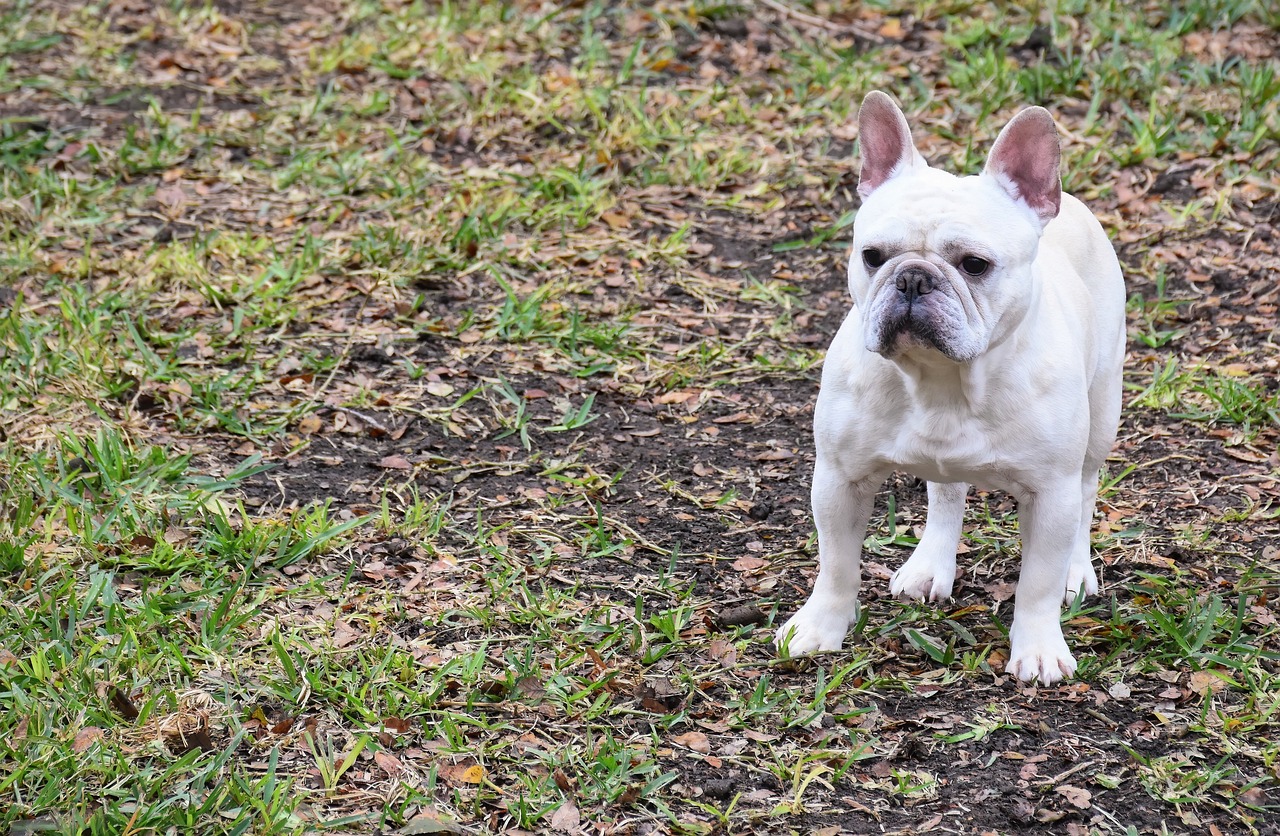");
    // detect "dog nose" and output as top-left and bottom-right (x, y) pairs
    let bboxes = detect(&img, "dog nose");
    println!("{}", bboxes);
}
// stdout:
(895, 267), (935, 302)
